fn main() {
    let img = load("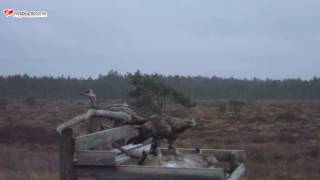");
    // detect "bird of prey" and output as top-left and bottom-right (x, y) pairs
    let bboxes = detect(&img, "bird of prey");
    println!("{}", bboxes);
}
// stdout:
(127, 114), (196, 155)
(80, 89), (97, 108)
